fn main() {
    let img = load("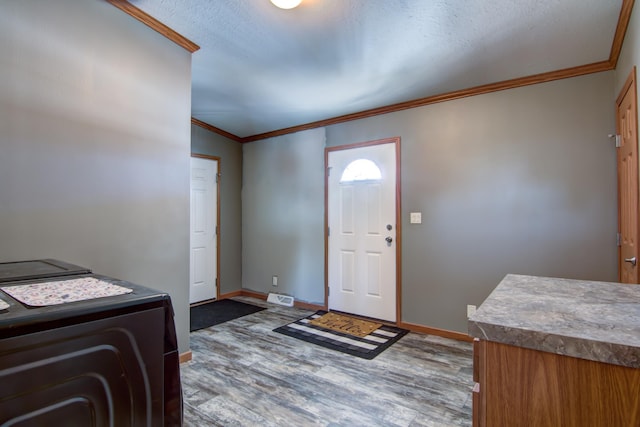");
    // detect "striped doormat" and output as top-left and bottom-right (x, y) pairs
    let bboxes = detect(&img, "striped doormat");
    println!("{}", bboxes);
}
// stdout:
(273, 310), (408, 360)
